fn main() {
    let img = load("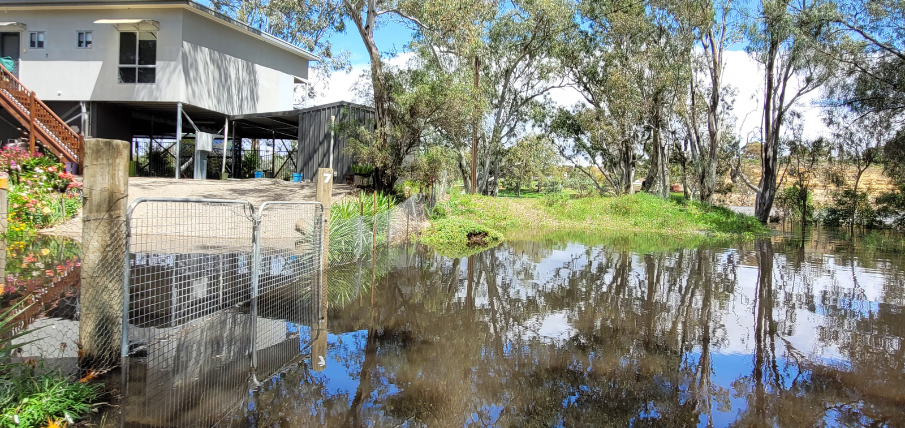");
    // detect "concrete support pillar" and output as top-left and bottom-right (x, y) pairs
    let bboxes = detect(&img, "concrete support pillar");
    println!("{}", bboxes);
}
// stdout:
(311, 167), (332, 371)
(79, 139), (129, 369)
(175, 102), (182, 179)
